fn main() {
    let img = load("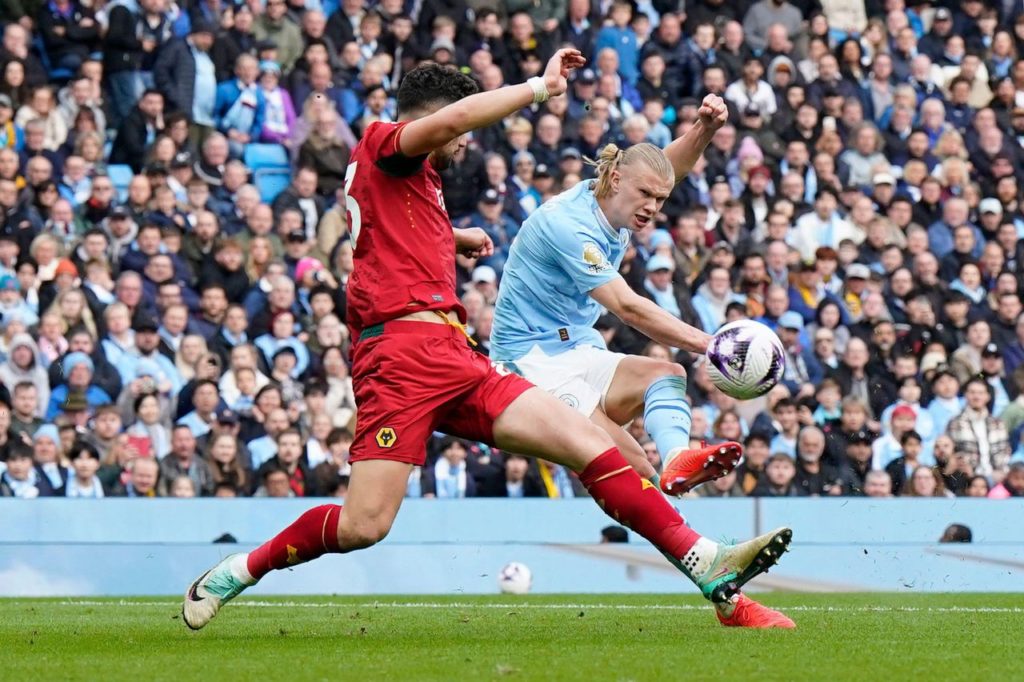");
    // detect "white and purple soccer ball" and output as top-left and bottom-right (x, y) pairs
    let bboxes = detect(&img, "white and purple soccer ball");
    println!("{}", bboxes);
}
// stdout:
(498, 562), (533, 595)
(705, 320), (786, 401)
